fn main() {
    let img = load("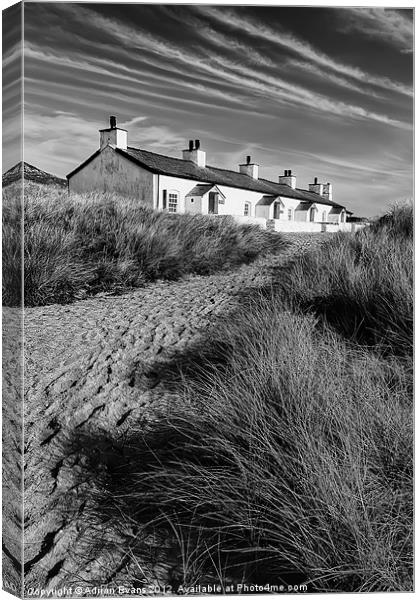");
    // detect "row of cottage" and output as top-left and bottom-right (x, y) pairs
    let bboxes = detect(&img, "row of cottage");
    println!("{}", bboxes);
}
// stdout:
(67, 117), (358, 232)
